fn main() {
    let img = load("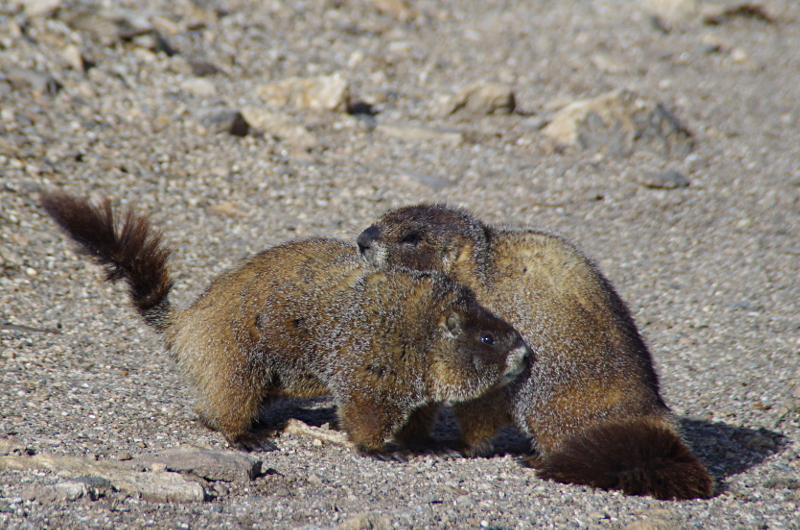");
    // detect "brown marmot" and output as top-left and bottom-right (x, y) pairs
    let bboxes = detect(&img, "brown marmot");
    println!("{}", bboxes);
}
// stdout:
(356, 204), (712, 499)
(40, 193), (532, 455)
